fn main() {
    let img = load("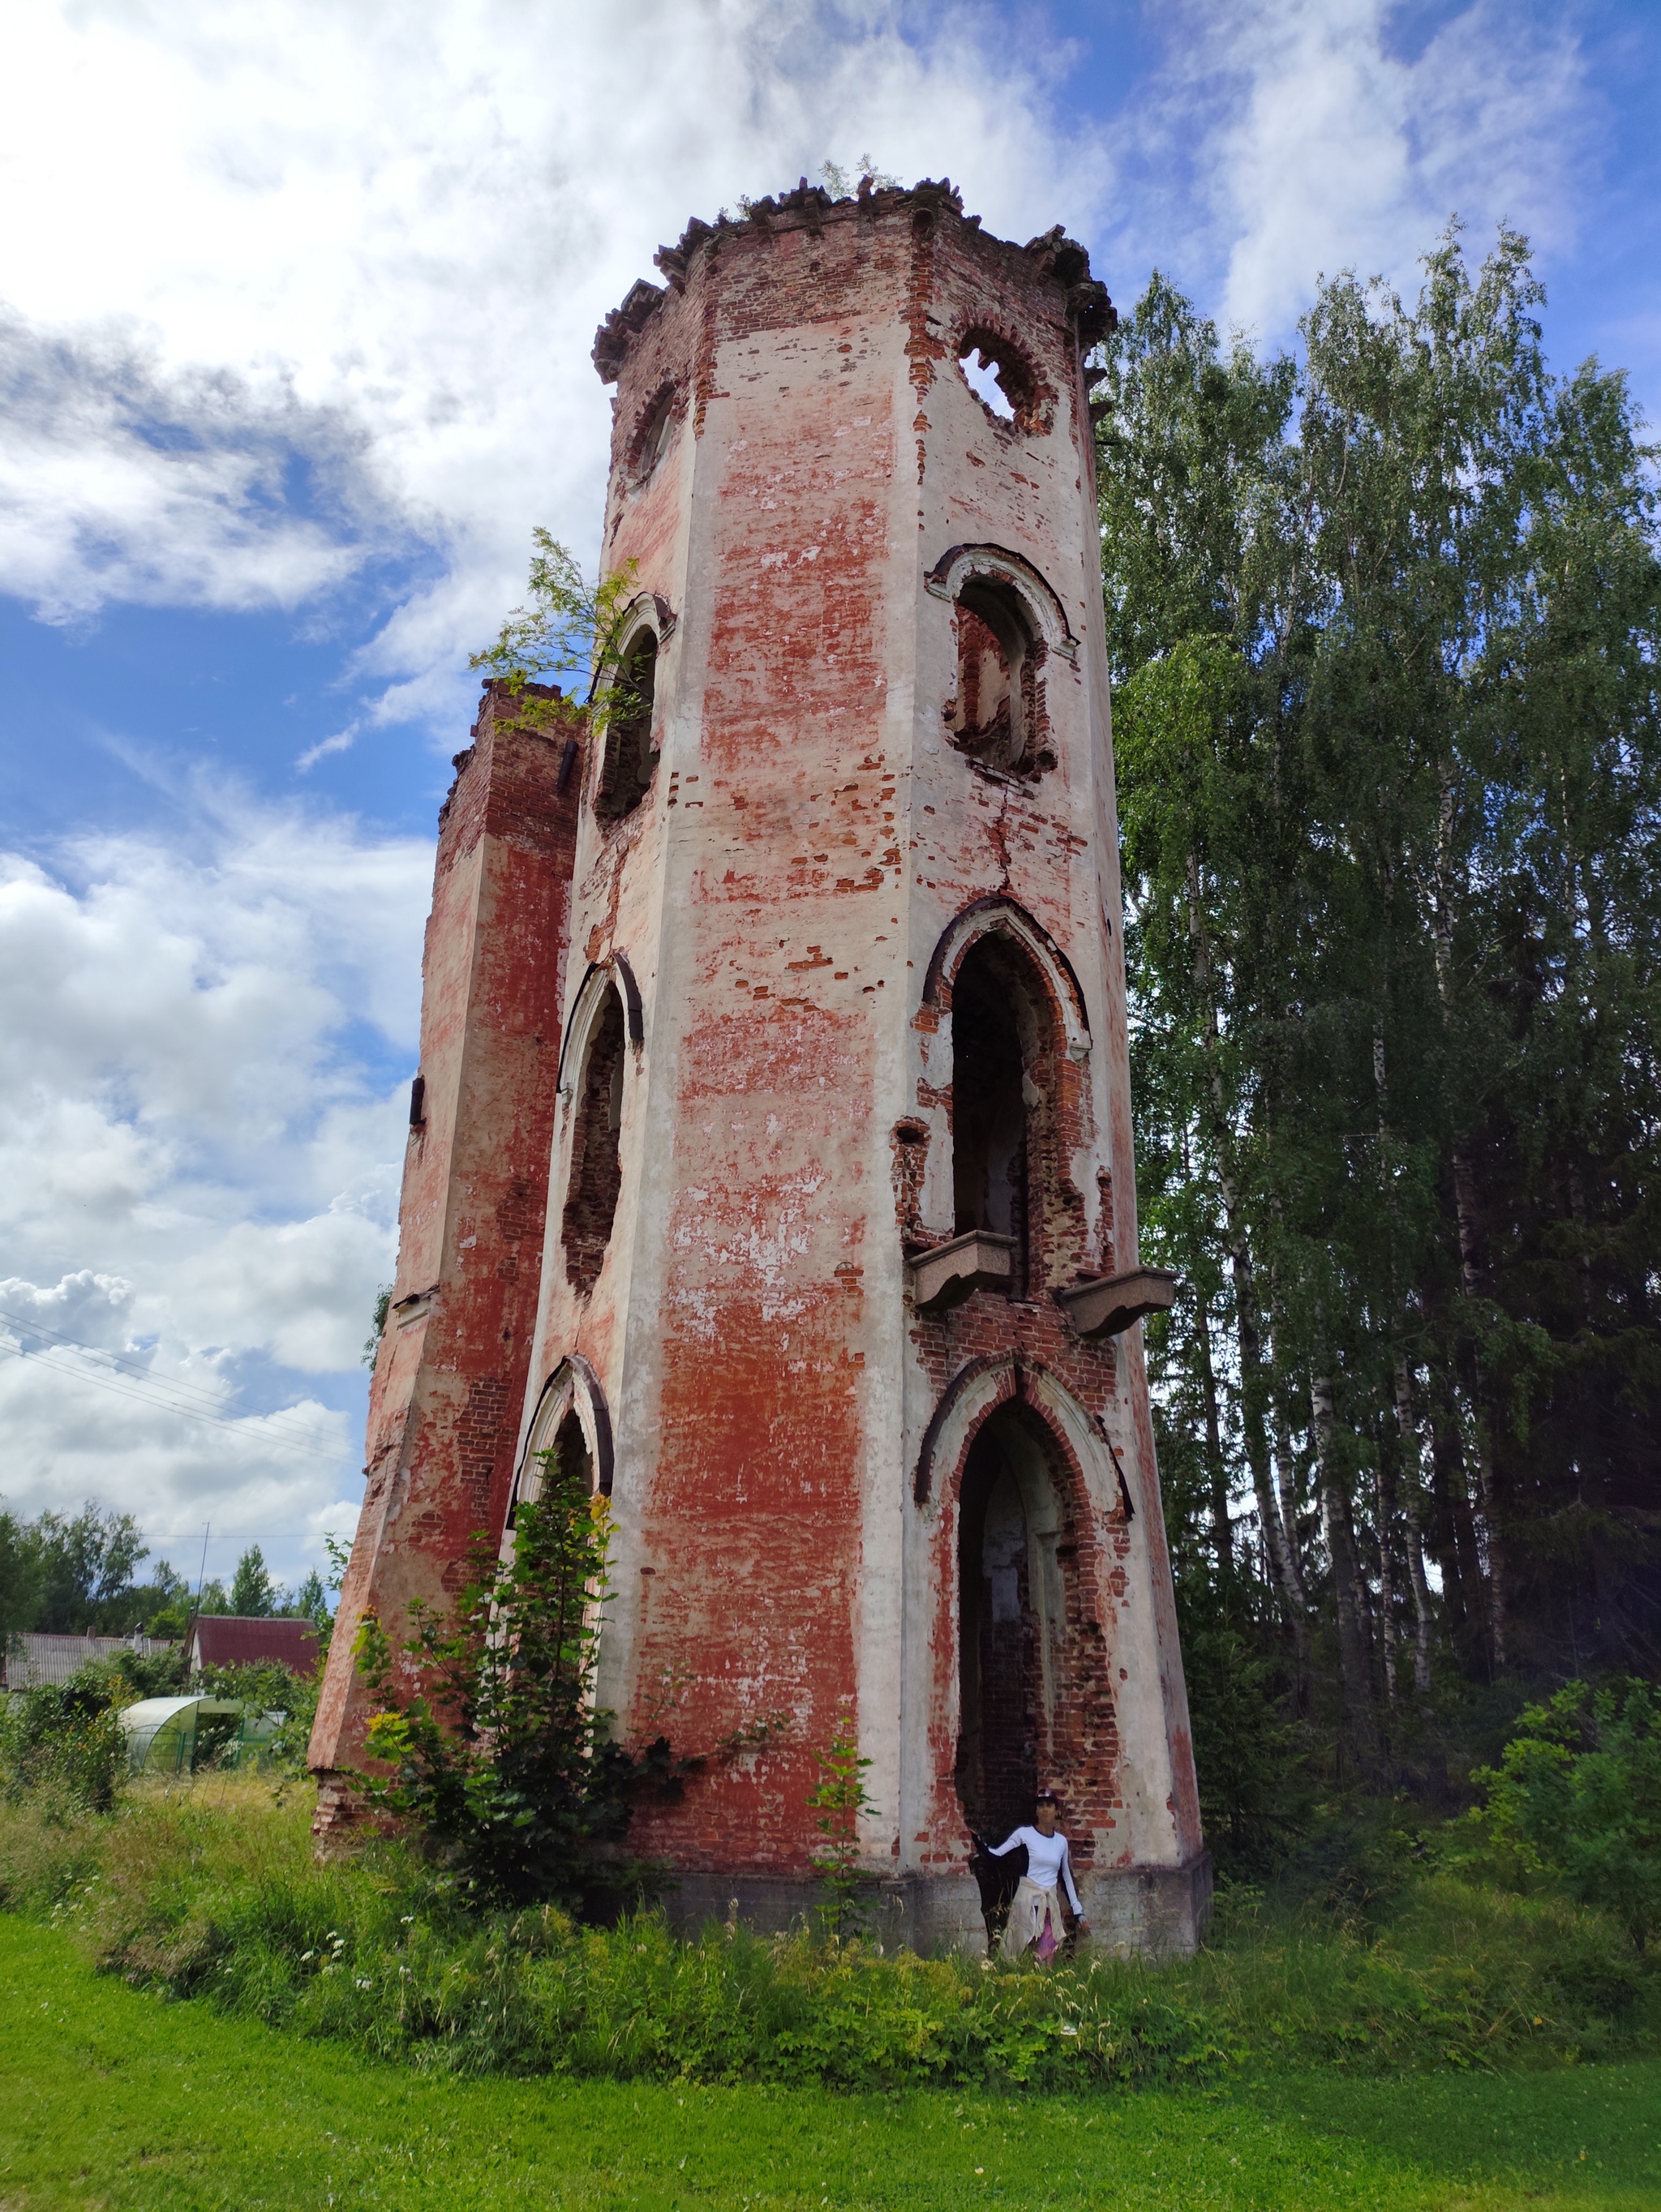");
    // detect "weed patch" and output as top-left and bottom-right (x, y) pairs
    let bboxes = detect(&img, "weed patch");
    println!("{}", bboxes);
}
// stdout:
(2, 1781), (1655, 2095)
